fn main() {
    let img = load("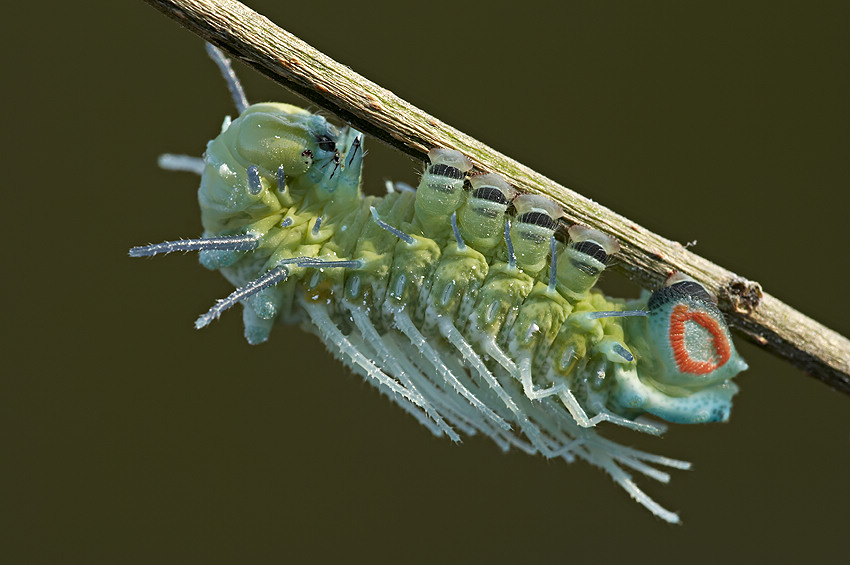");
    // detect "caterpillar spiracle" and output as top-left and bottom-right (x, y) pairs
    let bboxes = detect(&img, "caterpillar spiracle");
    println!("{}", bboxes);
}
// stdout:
(131, 44), (747, 524)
